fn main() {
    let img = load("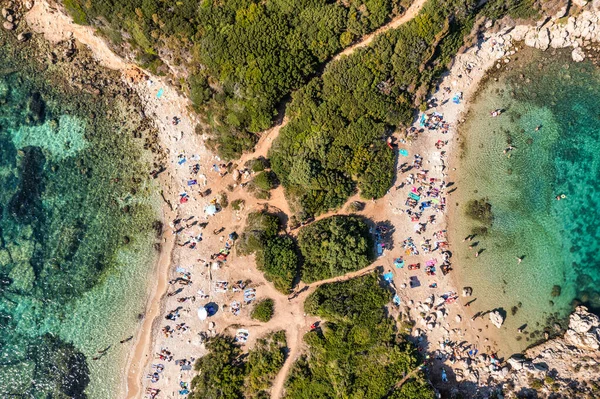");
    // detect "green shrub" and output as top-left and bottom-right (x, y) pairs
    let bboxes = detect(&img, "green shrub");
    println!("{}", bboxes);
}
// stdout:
(298, 215), (372, 282)
(237, 211), (281, 255)
(286, 274), (434, 399)
(191, 331), (286, 399)
(530, 378), (543, 390)
(253, 171), (276, 191)
(231, 199), (245, 211)
(256, 236), (299, 293)
(251, 298), (275, 322)
(238, 212), (299, 292)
